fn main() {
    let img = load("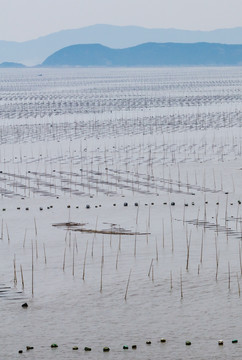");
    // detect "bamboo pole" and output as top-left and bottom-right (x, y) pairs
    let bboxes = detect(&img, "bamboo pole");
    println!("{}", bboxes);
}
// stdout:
(32, 240), (34, 297)
(20, 265), (24, 289)
(82, 240), (88, 280)
(124, 269), (132, 301)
